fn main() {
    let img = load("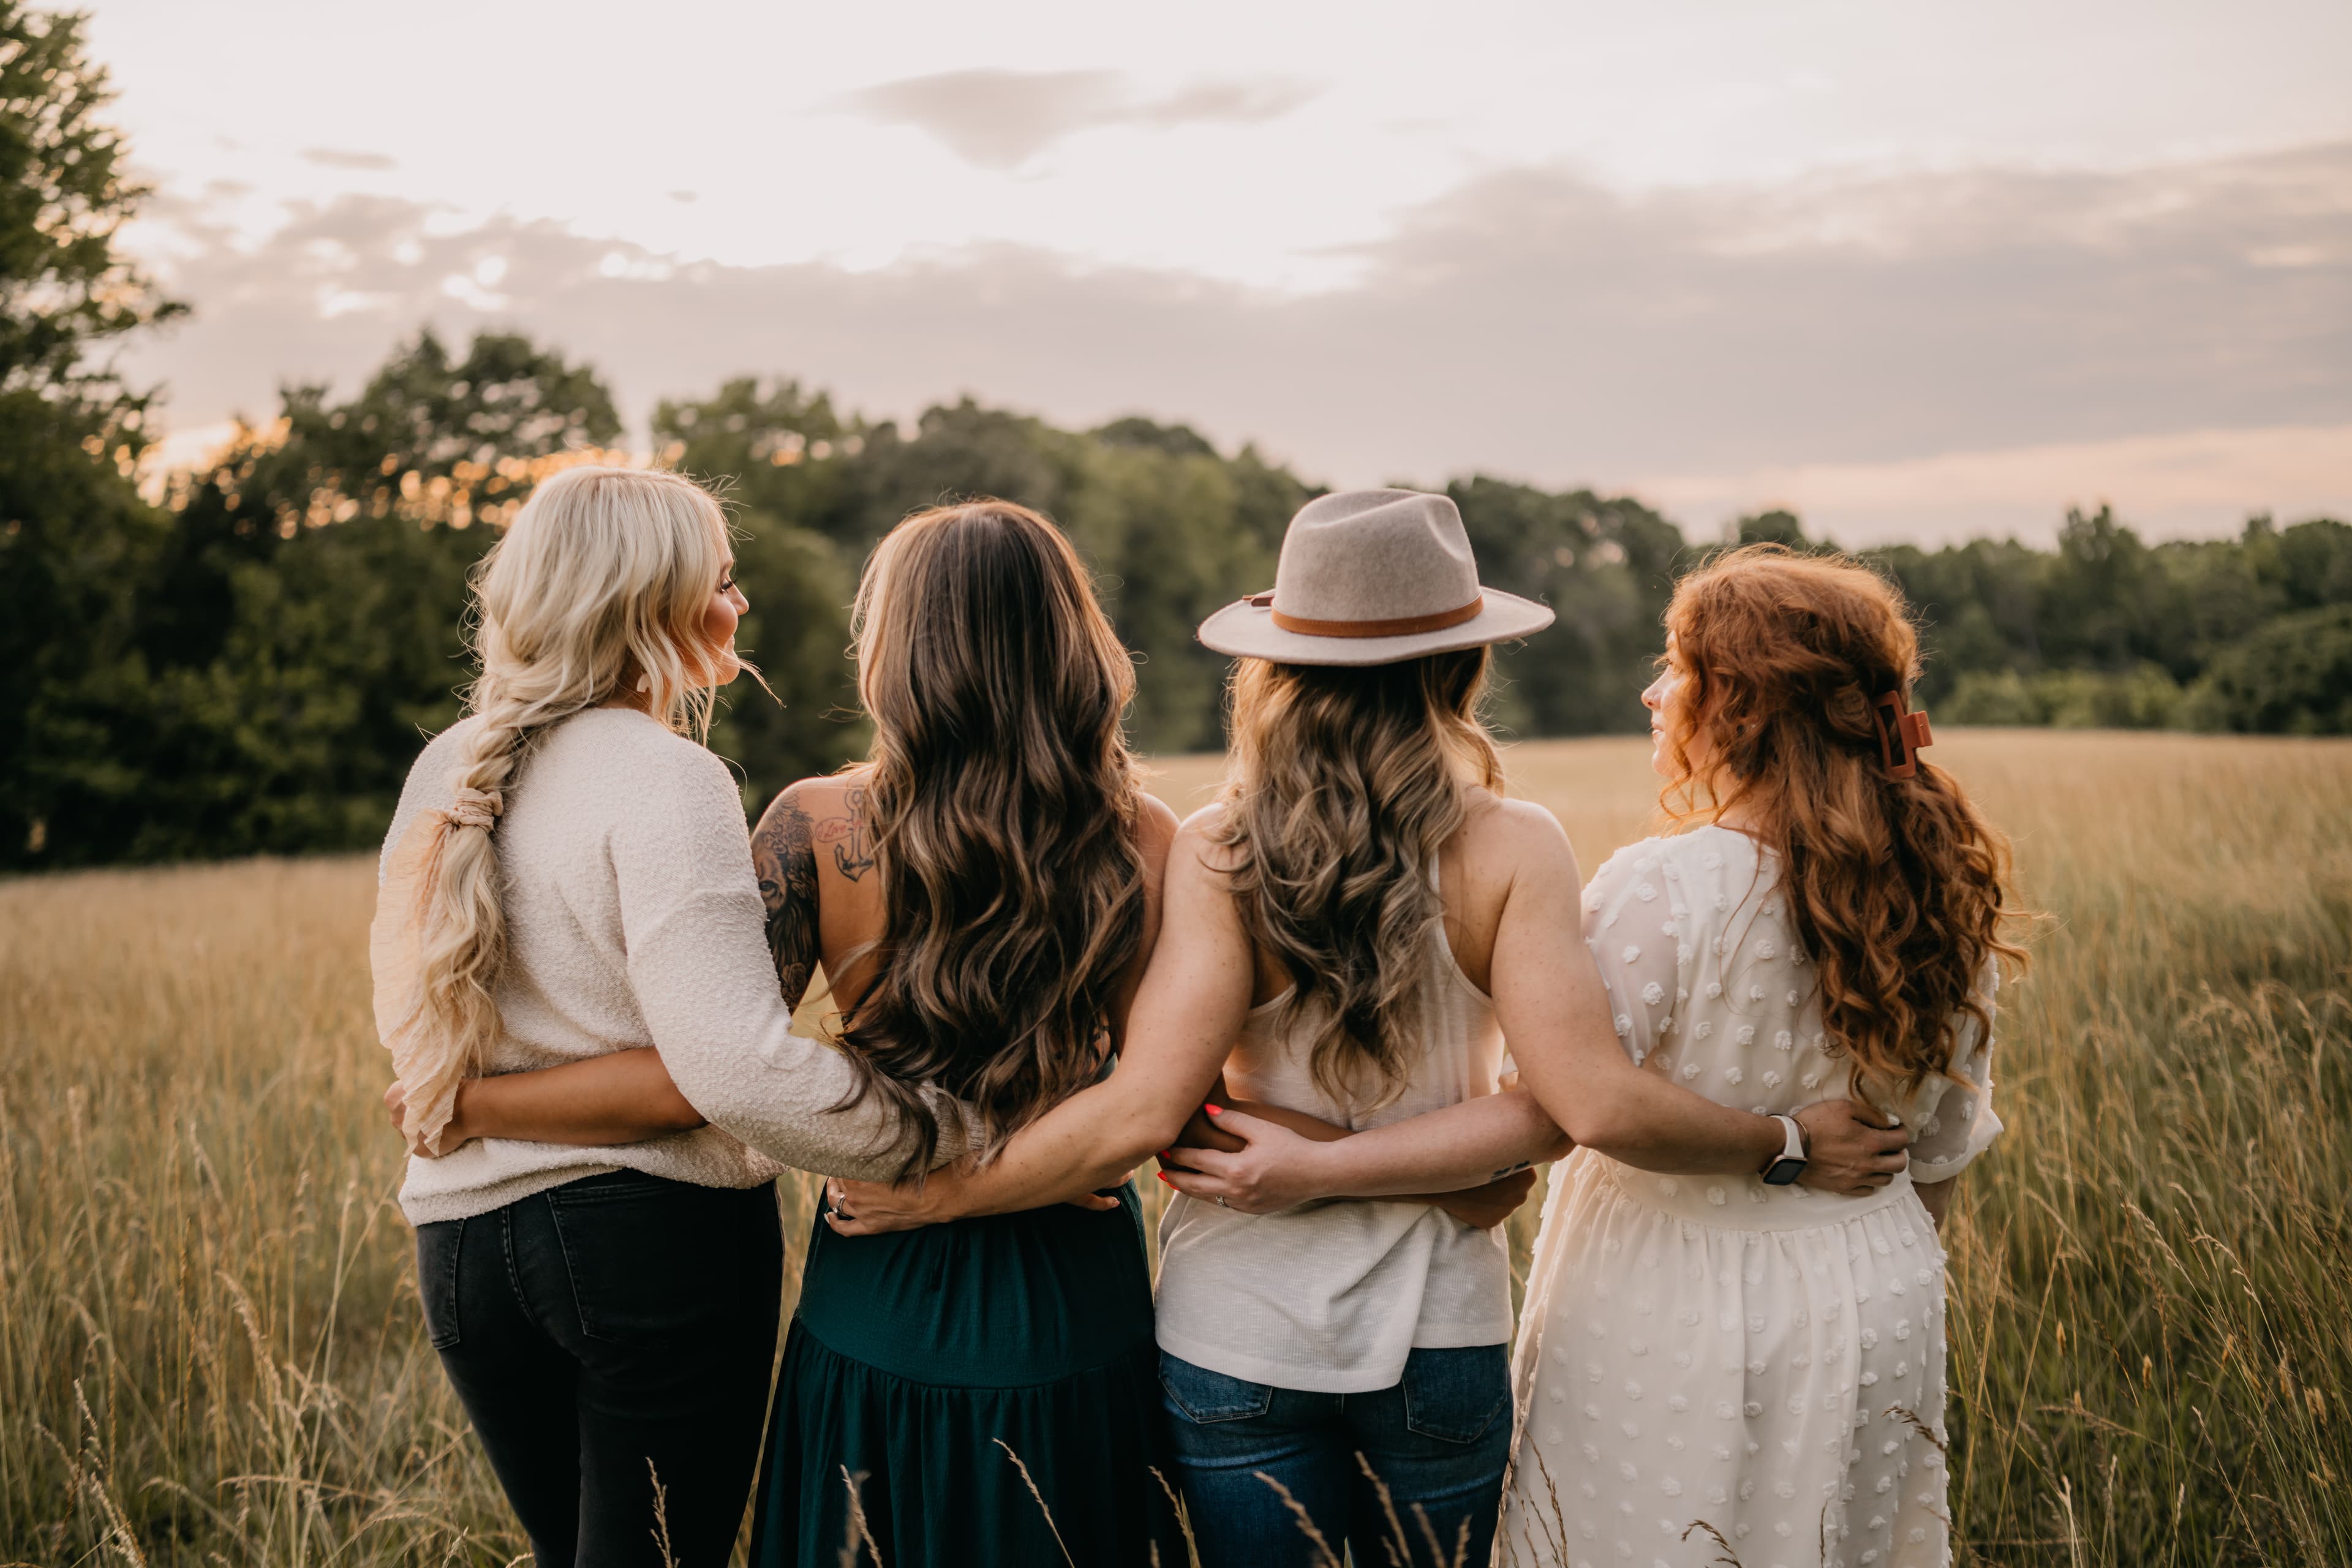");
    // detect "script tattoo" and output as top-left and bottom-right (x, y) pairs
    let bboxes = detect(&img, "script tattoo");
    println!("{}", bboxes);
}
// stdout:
(751, 791), (821, 1009)
(812, 786), (876, 883)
